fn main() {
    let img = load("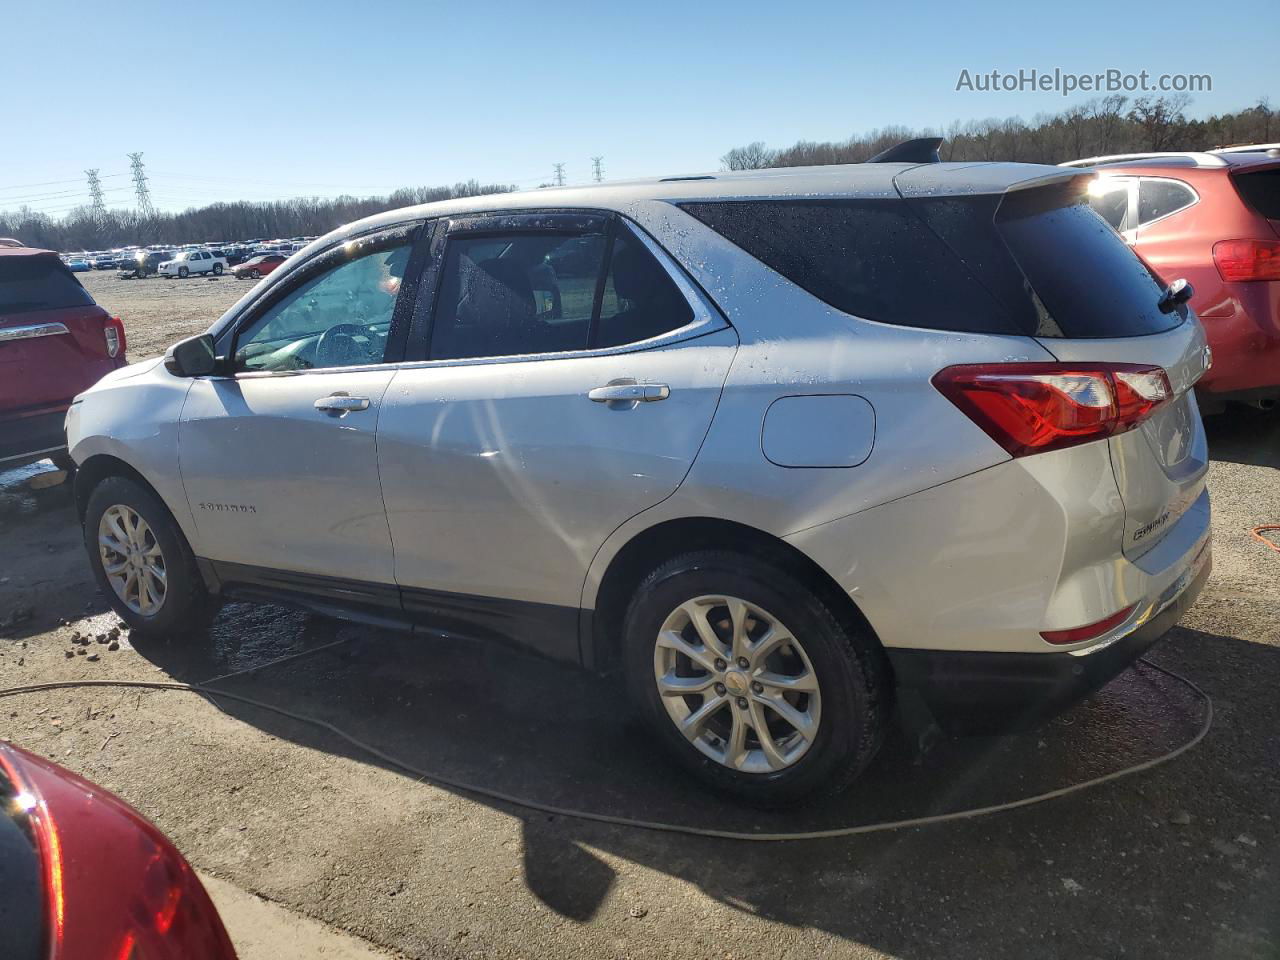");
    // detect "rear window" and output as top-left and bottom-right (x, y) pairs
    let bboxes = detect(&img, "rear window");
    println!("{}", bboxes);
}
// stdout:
(679, 186), (1177, 339)
(0, 255), (96, 315)
(993, 184), (1177, 338)
(1233, 168), (1280, 220)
